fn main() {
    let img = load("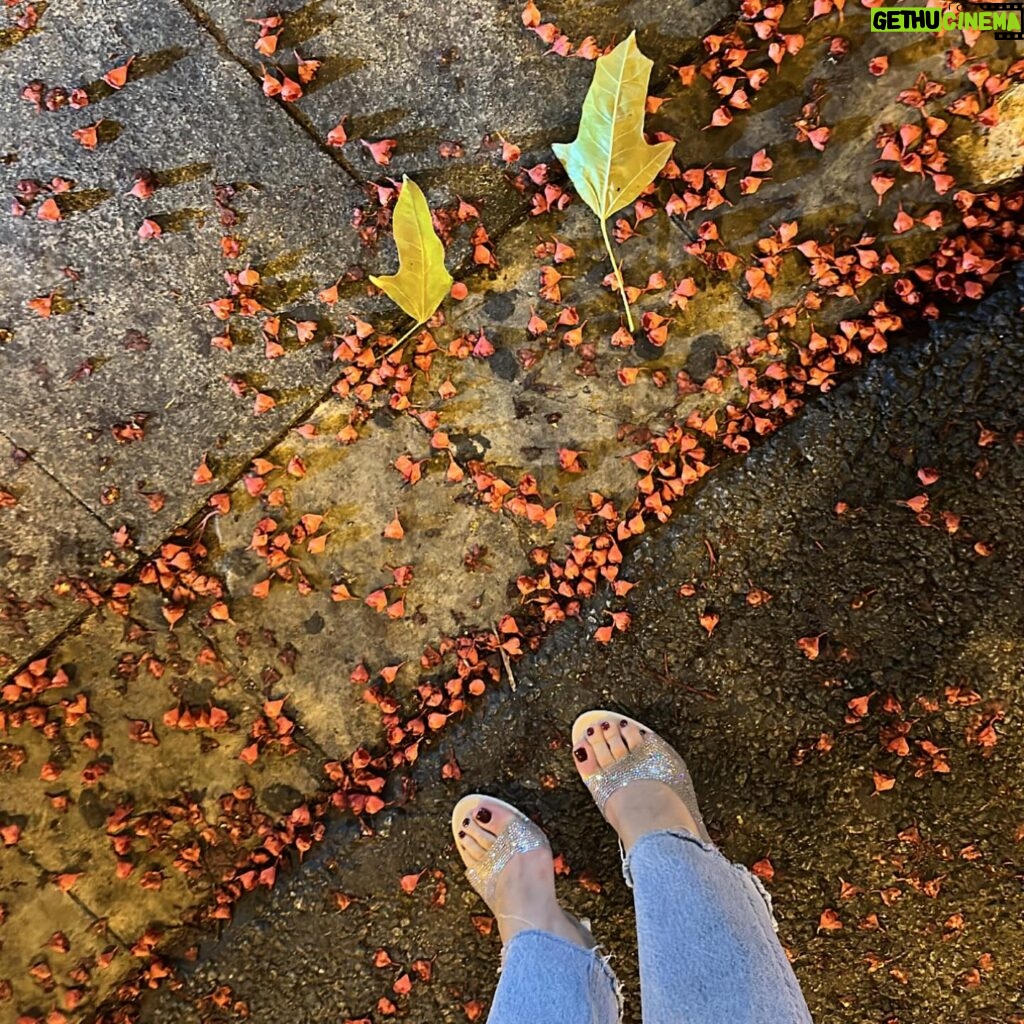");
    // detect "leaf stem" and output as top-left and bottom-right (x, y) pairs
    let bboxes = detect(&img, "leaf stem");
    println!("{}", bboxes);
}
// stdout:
(383, 320), (424, 357)
(600, 218), (635, 332)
